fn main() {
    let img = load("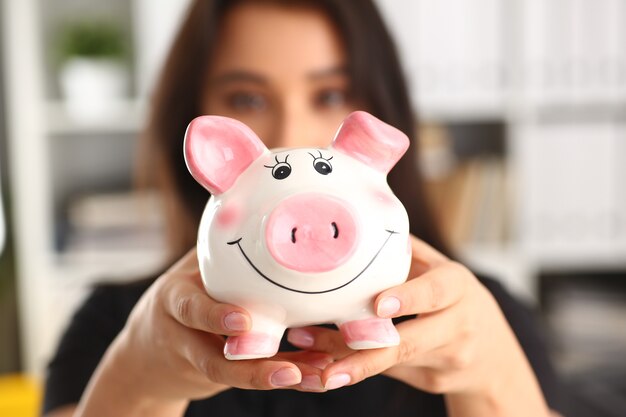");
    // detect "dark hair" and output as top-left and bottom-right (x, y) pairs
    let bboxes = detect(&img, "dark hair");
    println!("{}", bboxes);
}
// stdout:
(139, 0), (451, 261)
